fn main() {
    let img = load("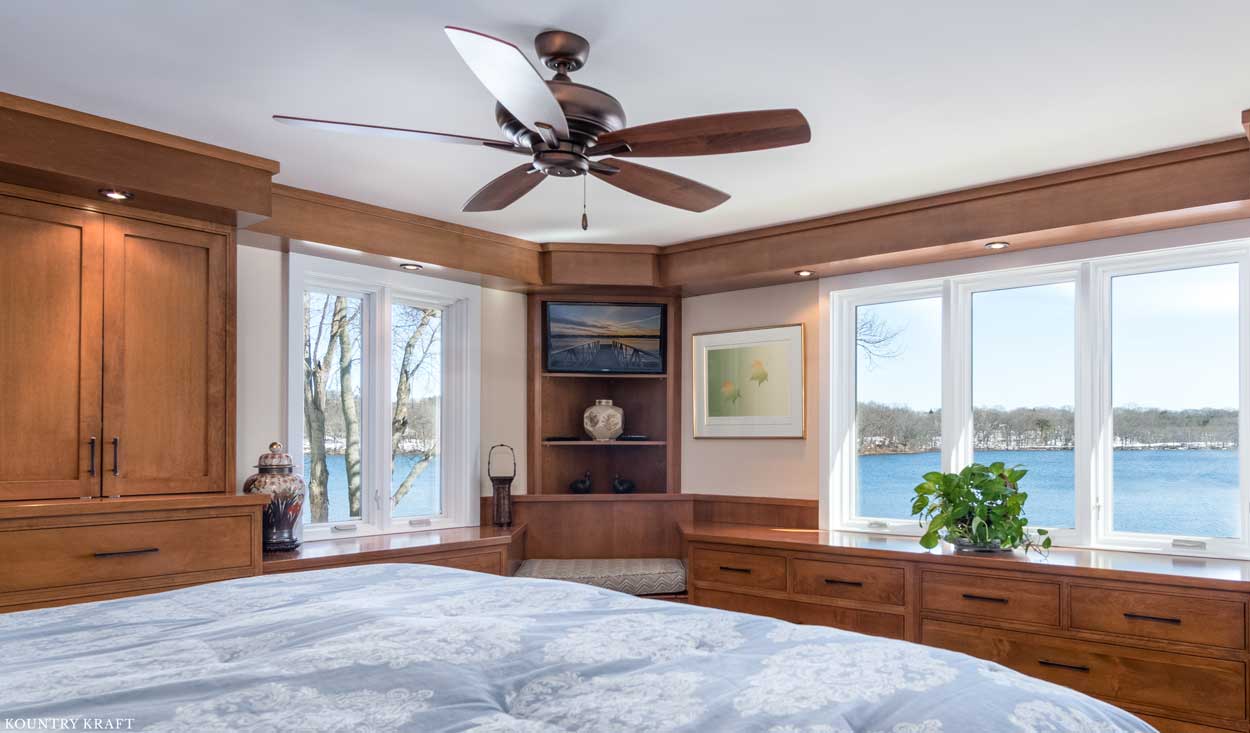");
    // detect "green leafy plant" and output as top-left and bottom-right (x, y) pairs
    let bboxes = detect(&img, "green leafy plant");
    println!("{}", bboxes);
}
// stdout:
(911, 462), (1051, 554)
